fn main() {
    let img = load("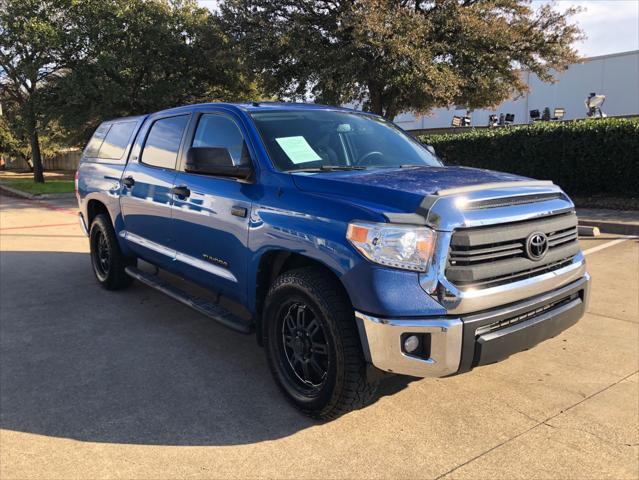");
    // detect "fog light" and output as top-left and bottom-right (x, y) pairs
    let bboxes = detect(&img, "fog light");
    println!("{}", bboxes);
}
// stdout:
(403, 335), (420, 353)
